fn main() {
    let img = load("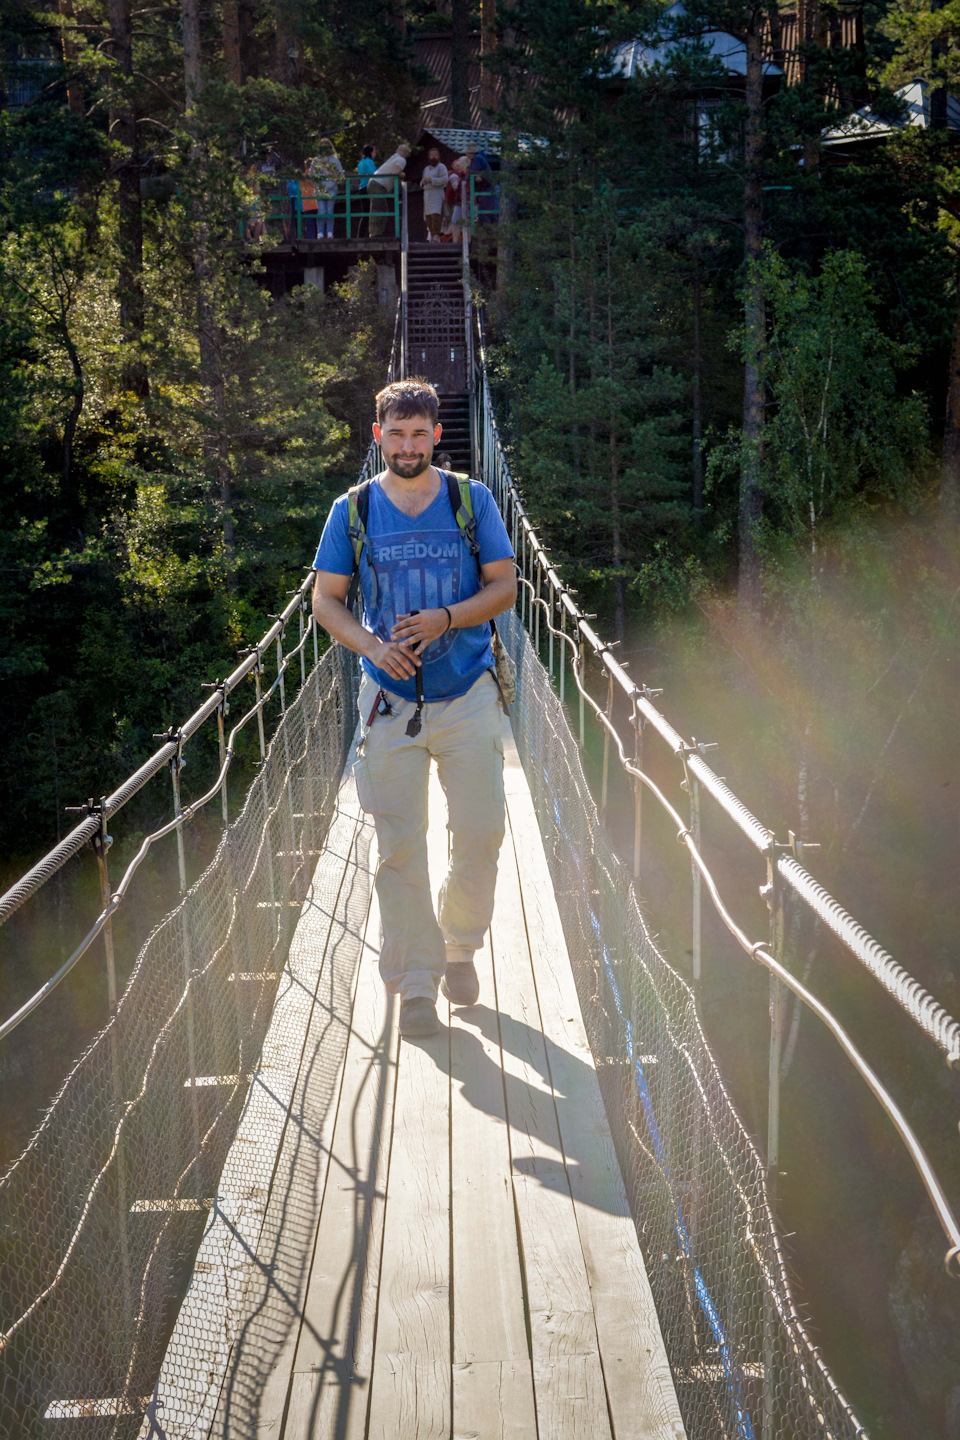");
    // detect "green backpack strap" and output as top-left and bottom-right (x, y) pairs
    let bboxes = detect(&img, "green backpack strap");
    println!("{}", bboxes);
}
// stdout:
(443, 470), (480, 568)
(347, 479), (378, 610)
